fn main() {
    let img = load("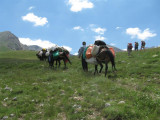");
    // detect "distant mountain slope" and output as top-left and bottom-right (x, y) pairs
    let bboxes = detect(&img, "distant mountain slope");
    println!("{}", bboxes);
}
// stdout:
(0, 31), (42, 51)
(0, 31), (23, 51)
(22, 44), (42, 51)
(106, 44), (123, 52)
